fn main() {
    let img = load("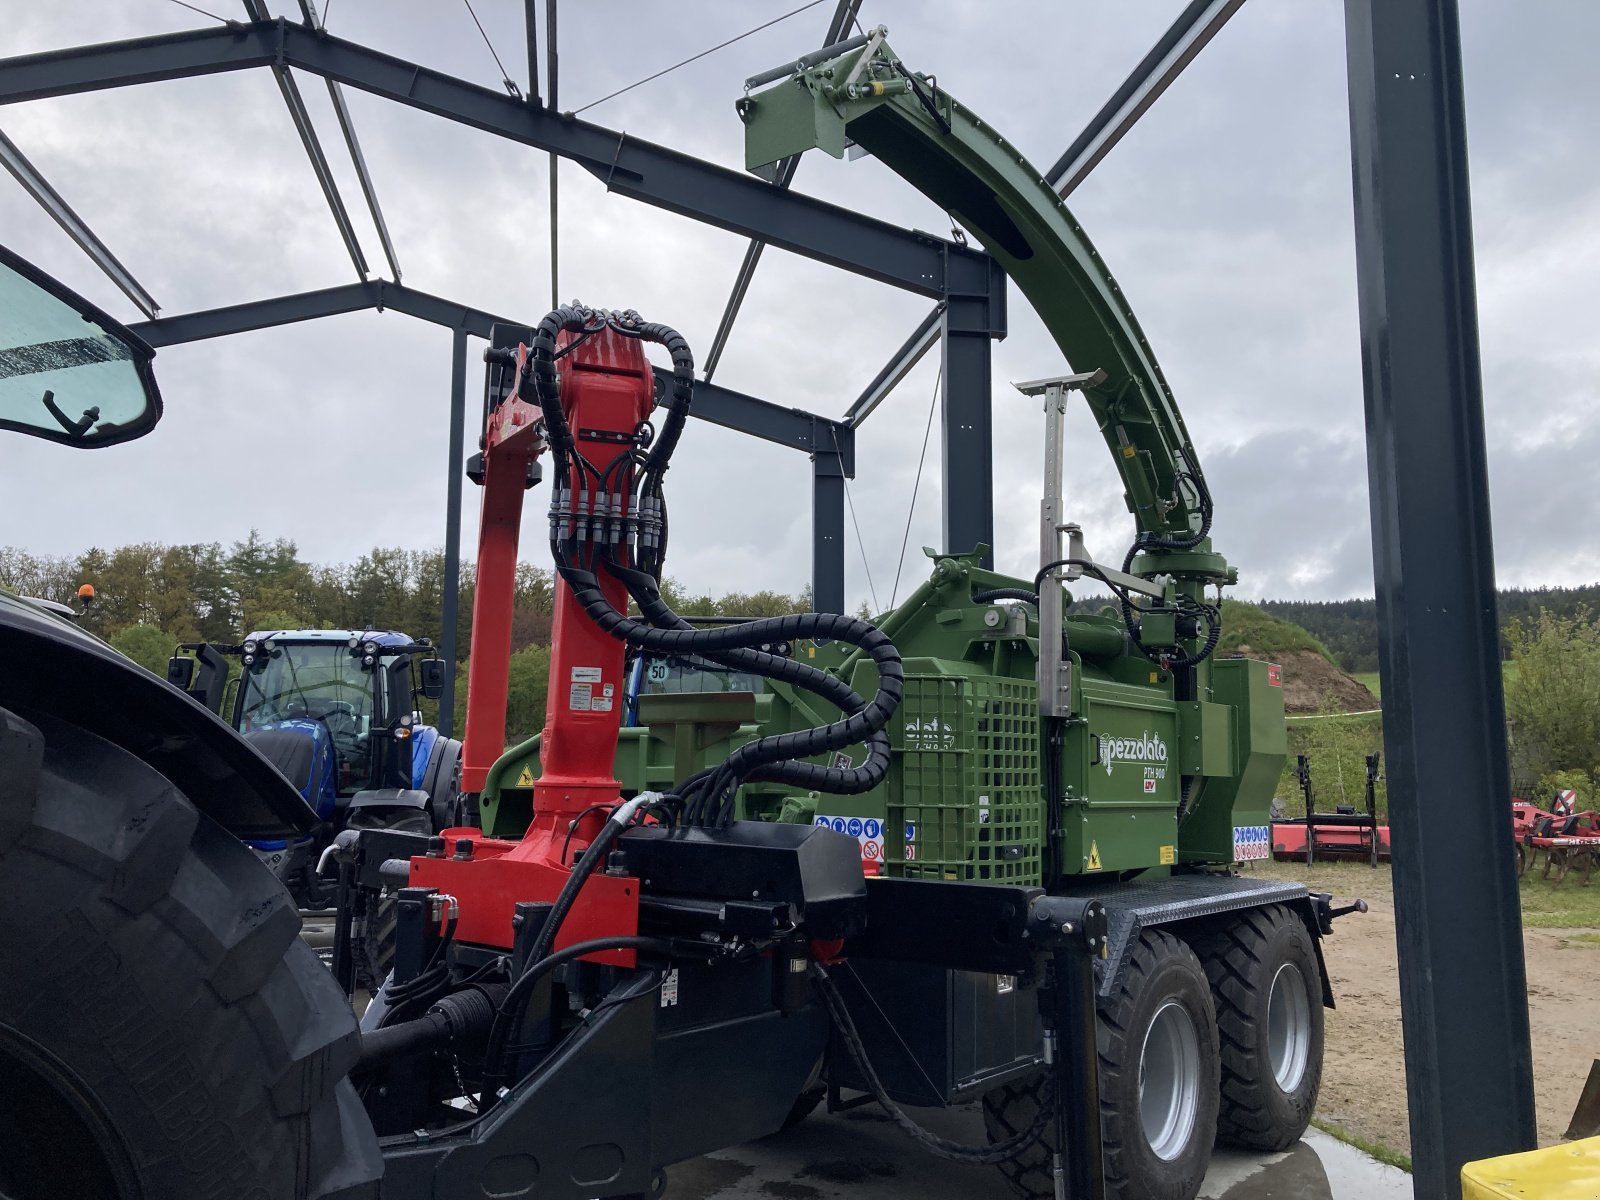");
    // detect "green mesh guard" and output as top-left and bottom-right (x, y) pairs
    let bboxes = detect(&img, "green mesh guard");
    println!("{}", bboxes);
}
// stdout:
(886, 674), (1043, 884)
